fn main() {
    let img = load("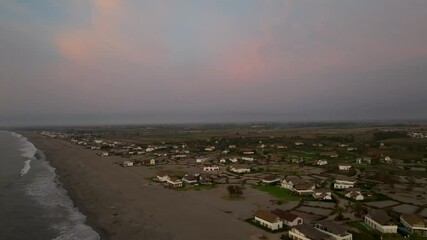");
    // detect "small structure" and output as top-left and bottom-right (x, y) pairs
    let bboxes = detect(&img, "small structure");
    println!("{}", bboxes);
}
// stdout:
(289, 224), (331, 240)
(182, 174), (199, 186)
(229, 165), (251, 174)
(314, 220), (353, 240)
(196, 158), (208, 163)
(344, 188), (364, 201)
(364, 209), (397, 234)
(167, 176), (183, 188)
(219, 158), (226, 163)
(334, 179), (355, 189)
(100, 152), (109, 157)
(312, 189), (332, 200)
(157, 173), (170, 182)
(281, 176), (315, 194)
(149, 159), (156, 165)
(400, 213), (427, 237)
(260, 175), (281, 185)
(228, 157), (238, 163)
(271, 209), (303, 227)
(315, 160), (328, 166)
(254, 210), (283, 230)
(241, 157), (254, 162)
(203, 164), (220, 171)
(121, 160), (134, 167)
(338, 165), (352, 171)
